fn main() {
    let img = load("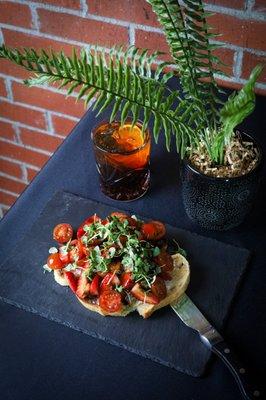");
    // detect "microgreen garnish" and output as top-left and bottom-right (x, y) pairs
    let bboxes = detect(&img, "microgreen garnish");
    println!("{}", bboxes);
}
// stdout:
(172, 239), (187, 258)
(115, 285), (123, 293)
